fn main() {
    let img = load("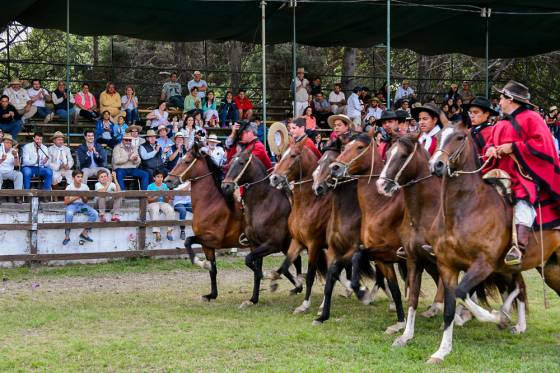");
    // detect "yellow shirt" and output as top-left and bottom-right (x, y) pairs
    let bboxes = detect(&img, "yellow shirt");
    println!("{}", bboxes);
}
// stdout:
(100, 91), (121, 112)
